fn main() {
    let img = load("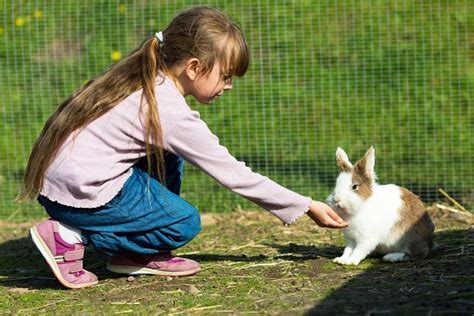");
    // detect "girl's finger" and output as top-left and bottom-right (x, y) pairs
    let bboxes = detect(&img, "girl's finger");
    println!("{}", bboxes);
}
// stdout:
(327, 208), (344, 223)
(325, 212), (349, 228)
